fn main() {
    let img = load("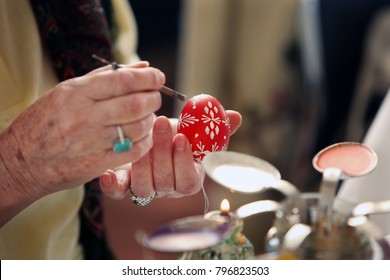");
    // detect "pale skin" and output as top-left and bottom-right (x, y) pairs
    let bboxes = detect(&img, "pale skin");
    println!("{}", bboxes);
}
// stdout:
(0, 61), (242, 227)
